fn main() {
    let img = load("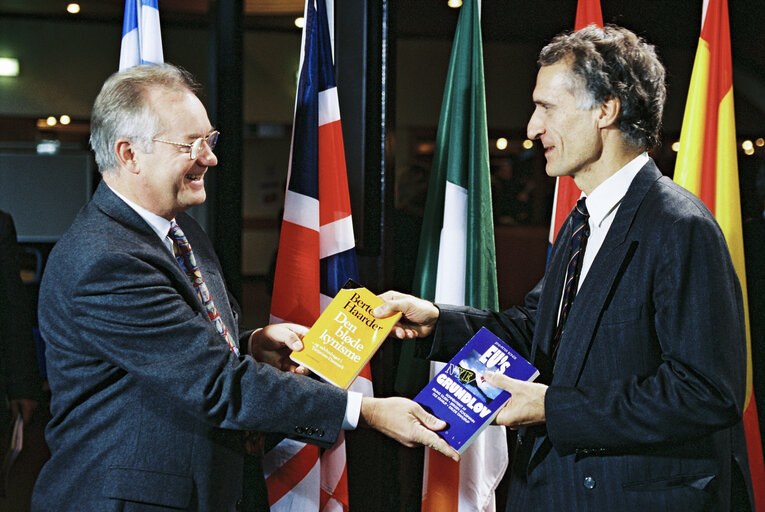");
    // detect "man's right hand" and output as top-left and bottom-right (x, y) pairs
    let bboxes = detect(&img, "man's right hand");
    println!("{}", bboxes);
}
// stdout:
(373, 290), (440, 339)
(359, 396), (459, 462)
